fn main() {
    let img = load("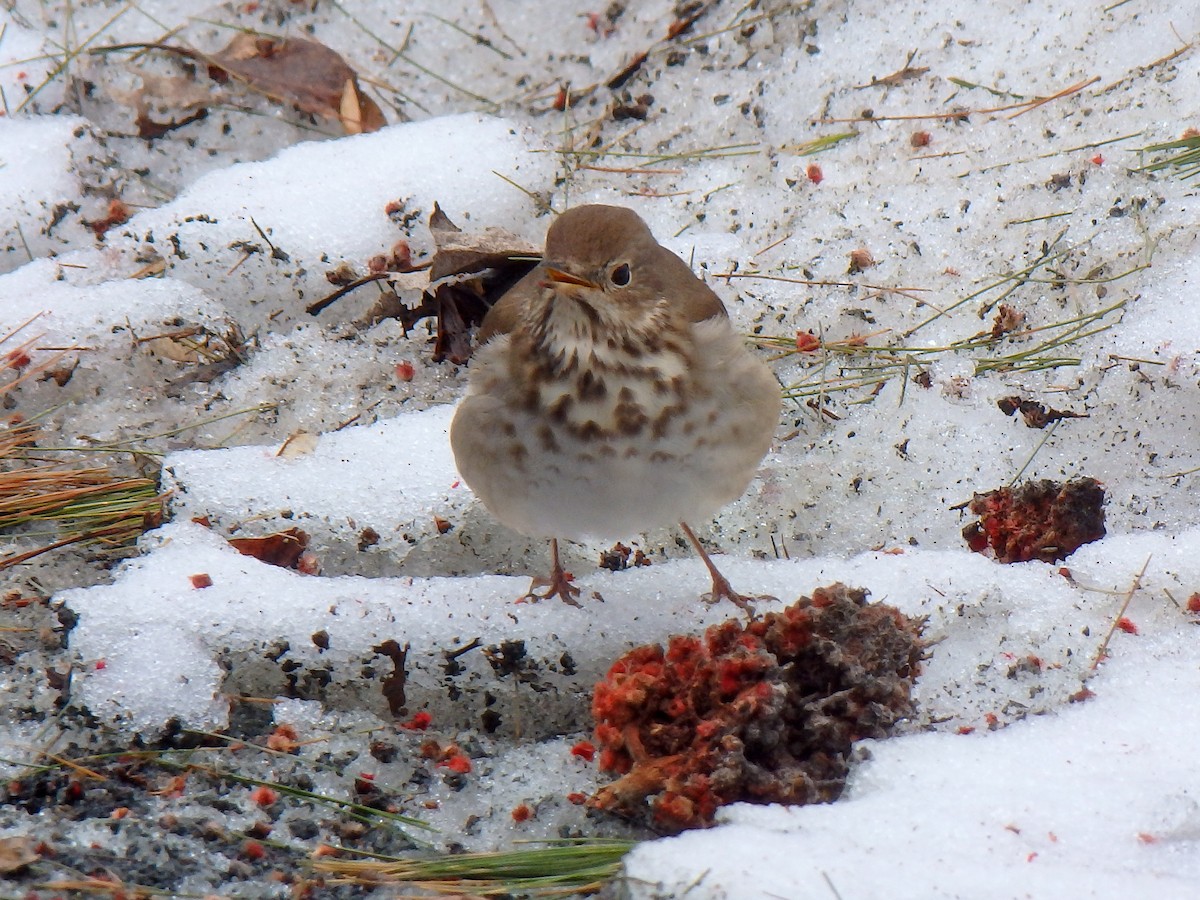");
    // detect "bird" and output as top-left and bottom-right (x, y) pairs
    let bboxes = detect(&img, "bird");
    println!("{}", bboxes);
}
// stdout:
(449, 204), (780, 611)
